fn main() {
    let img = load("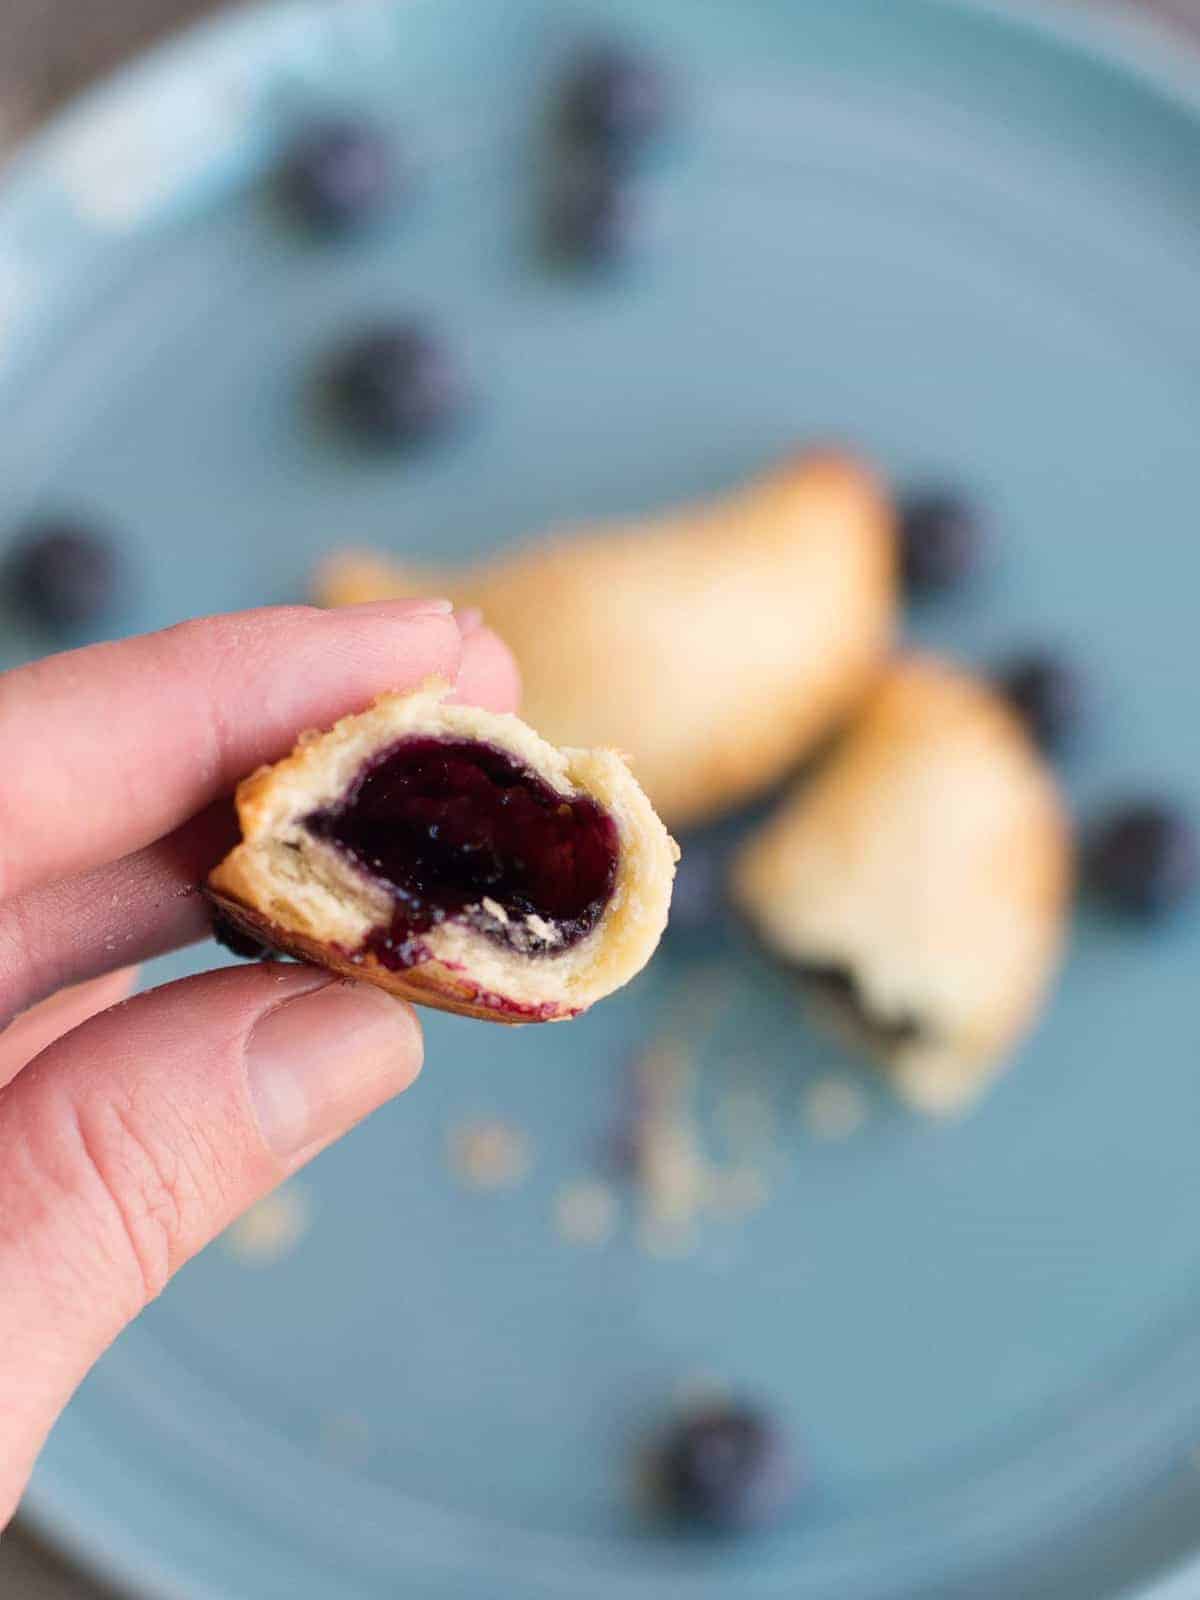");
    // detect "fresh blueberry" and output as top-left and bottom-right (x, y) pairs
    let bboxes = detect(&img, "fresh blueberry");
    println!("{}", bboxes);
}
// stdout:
(1088, 801), (1198, 920)
(9, 521), (120, 627)
(562, 44), (670, 157)
(668, 841), (728, 934)
(281, 119), (396, 232)
(332, 323), (468, 448)
(661, 1404), (795, 1532)
(898, 489), (984, 596)
(996, 651), (1086, 754)
(211, 911), (275, 962)
(546, 160), (636, 266)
